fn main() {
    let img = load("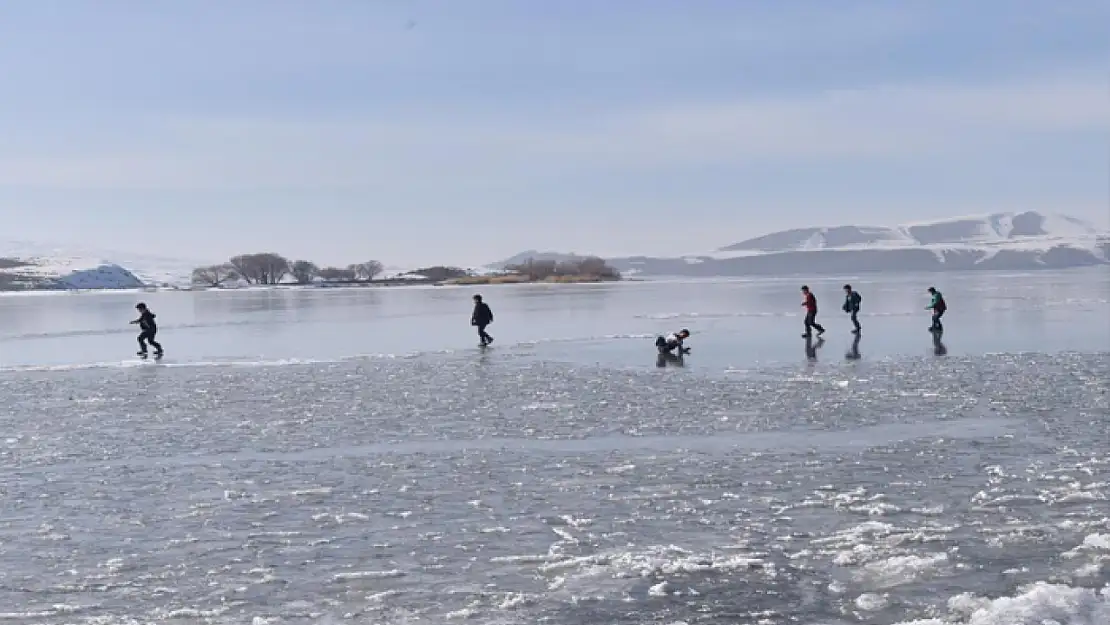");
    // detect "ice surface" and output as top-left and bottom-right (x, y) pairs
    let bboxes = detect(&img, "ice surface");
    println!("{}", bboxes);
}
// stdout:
(0, 269), (1107, 623)
(2, 268), (1106, 371)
